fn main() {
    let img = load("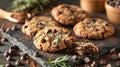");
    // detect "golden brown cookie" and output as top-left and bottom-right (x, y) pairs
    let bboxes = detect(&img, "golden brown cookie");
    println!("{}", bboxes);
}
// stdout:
(75, 42), (99, 56)
(73, 18), (115, 39)
(33, 26), (76, 52)
(51, 4), (88, 25)
(22, 16), (60, 37)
